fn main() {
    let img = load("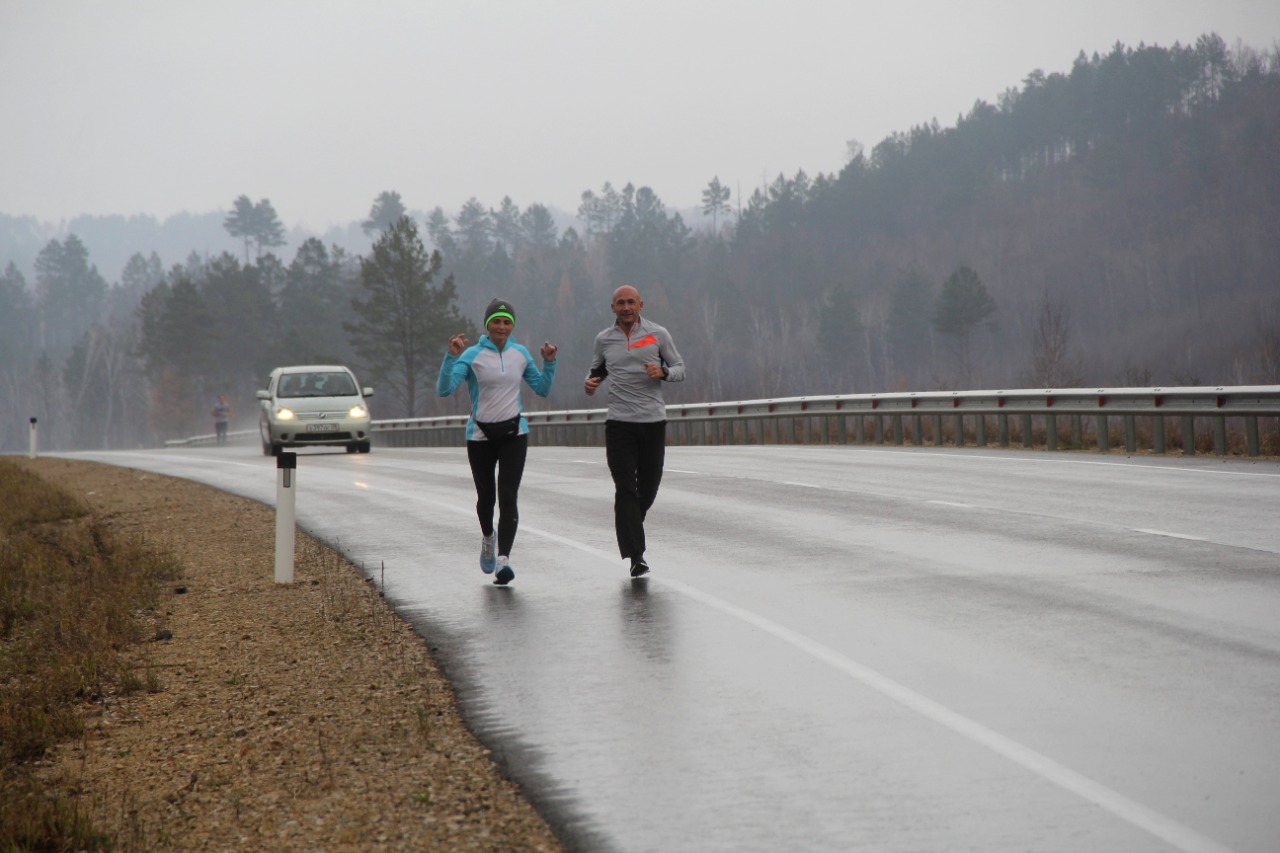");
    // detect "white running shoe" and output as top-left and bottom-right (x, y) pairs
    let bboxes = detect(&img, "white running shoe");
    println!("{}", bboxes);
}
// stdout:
(494, 557), (514, 586)
(480, 534), (497, 574)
